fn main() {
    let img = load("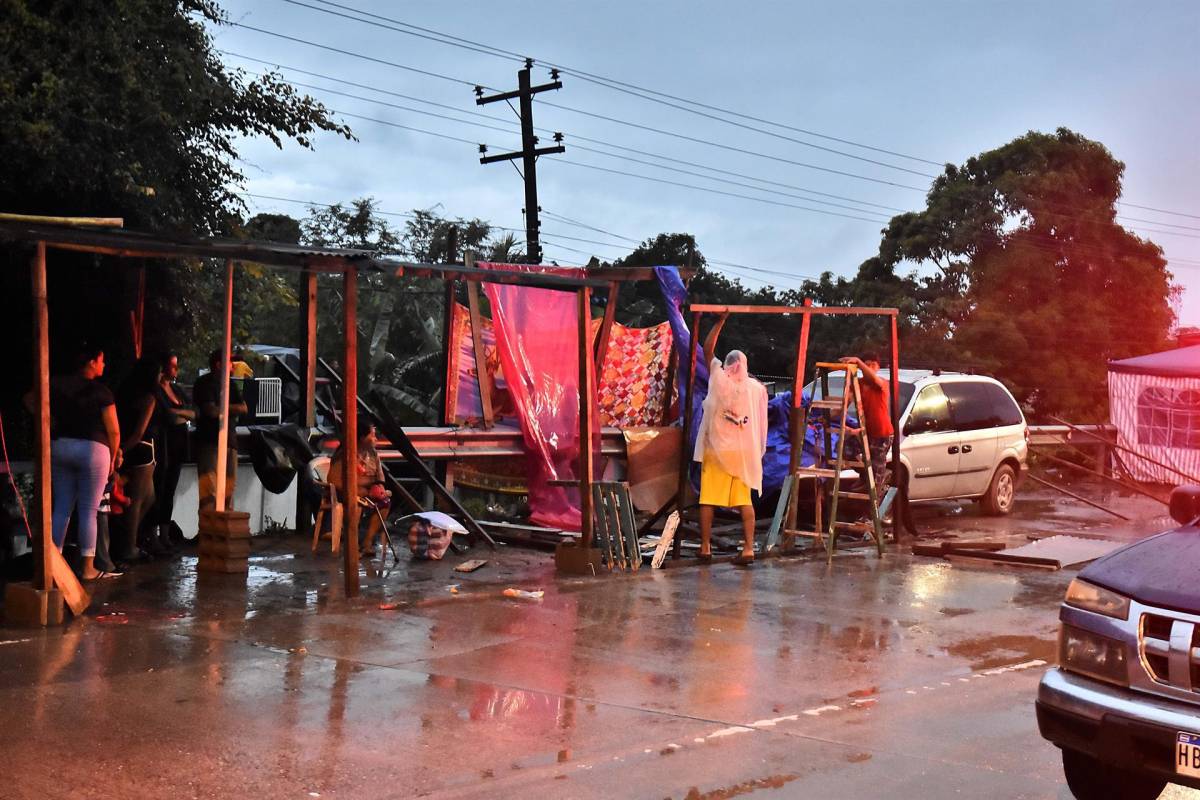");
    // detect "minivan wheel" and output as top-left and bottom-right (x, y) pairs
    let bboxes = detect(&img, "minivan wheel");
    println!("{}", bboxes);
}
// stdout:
(980, 463), (1016, 516)
(1061, 748), (1165, 800)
